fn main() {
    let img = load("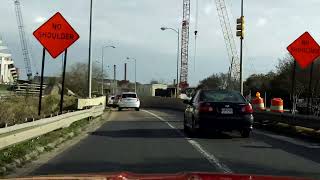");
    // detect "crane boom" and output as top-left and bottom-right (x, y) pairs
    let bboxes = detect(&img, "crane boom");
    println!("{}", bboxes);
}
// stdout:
(14, 0), (33, 80)
(215, 0), (240, 86)
(179, 0), (191, 89)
